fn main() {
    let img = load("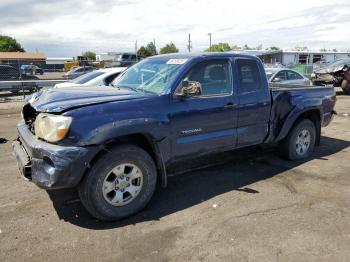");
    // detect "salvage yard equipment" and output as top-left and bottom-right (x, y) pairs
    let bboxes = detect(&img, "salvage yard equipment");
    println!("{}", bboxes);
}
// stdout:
(311, 59), (350, 94)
